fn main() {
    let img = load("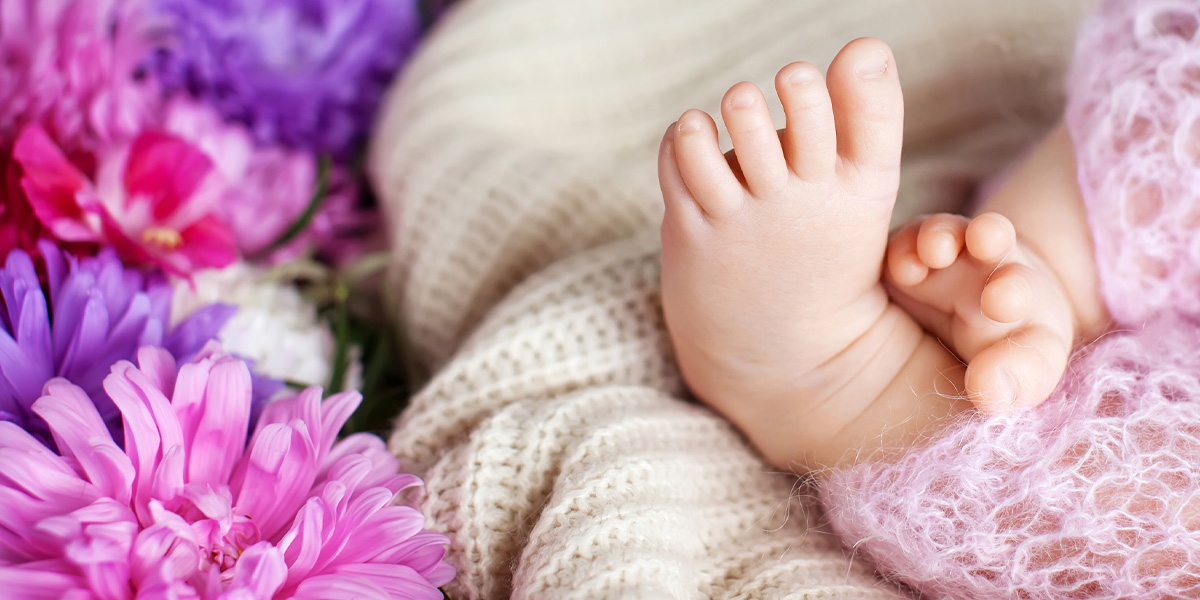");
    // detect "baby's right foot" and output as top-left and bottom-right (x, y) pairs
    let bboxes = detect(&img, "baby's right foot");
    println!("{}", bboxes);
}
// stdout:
(884, 212), (1076, 413)
(660, 38), (970, 471)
